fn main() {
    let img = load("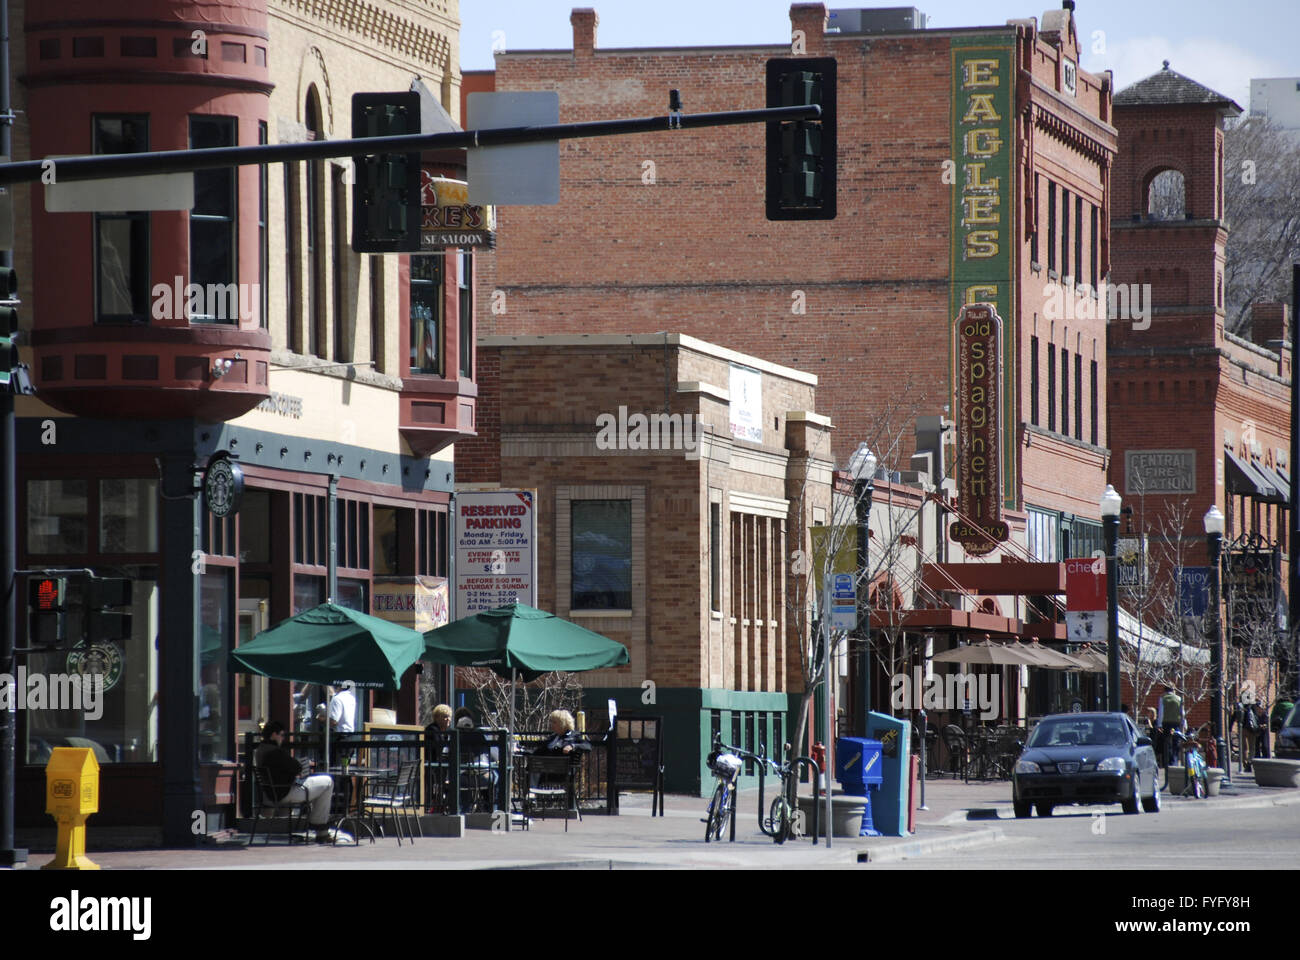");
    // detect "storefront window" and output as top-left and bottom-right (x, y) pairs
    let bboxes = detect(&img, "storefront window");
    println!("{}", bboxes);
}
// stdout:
(27, 479), (88, 554)
(294, 575), (325, 614)
(336, 578), (368, 612)
(24, 569), (159, 765)
(571, 500), (632, 610)
(99, 478), (158, 553)
(199, 570), (233, 762)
